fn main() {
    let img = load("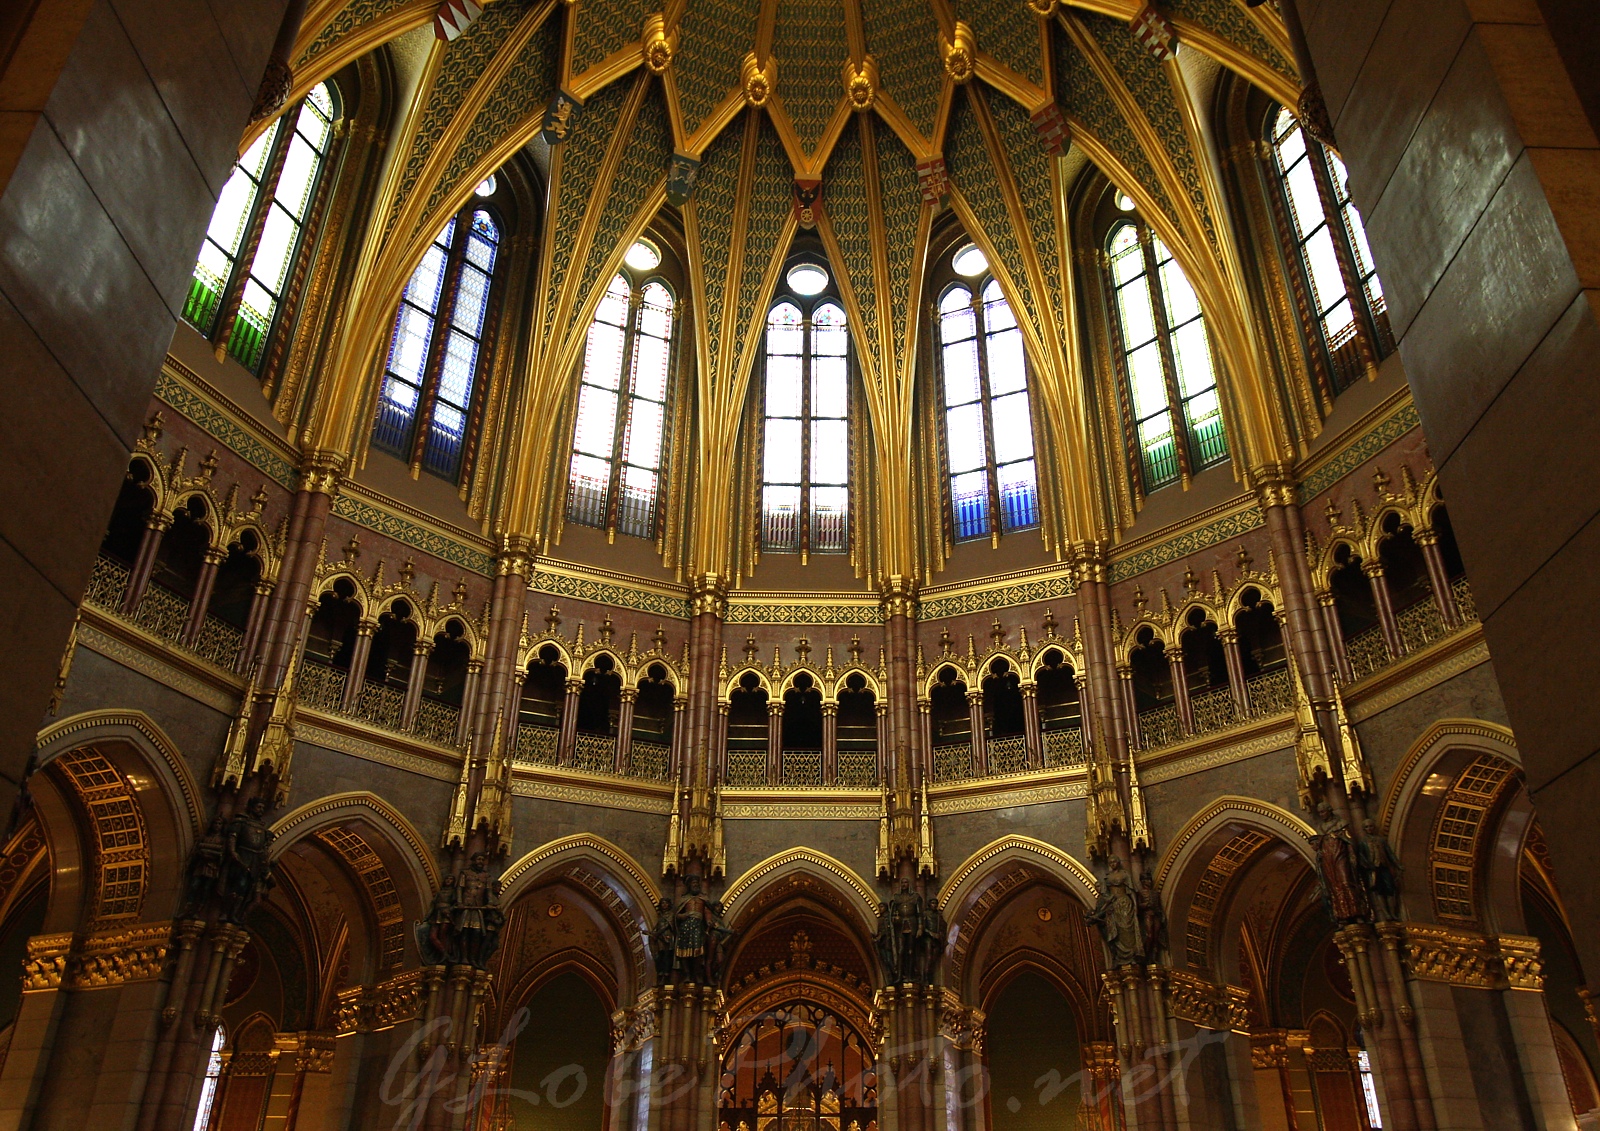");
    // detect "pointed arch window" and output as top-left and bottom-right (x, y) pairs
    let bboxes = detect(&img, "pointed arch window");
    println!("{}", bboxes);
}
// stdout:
(1106, 222), (1227, 491)
(185, 83), (337, 372)
(1268, 107), (1390, 392)
(568, 274), (675, 539)
(936, 279), (1038, 542)
(761, 300), (850, 556)
(373, 206), (501, 481)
